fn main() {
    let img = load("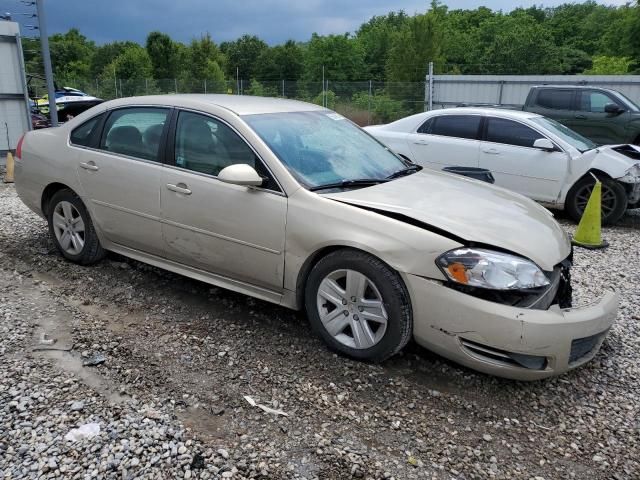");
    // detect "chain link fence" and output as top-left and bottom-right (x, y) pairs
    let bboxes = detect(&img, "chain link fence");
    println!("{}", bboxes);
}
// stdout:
(29, 78), (427, 126)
